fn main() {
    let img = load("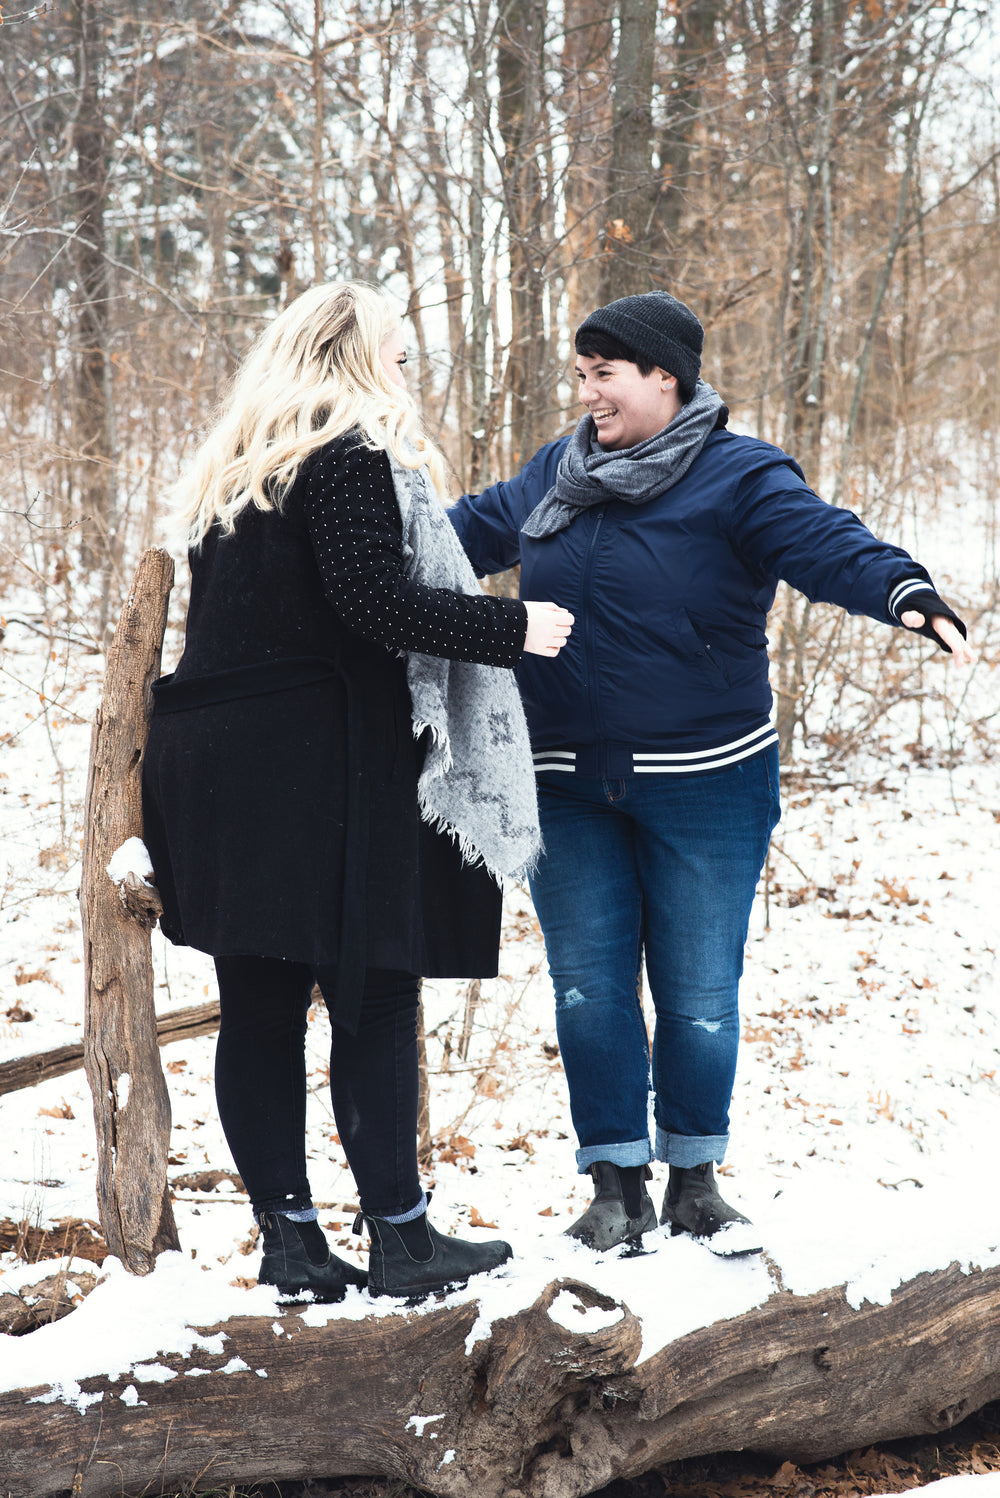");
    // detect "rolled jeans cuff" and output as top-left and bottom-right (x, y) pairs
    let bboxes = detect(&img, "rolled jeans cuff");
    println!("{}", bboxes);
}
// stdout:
(655, 1128), (728, 1167)
(253, 1191), (314, 1219)
(576, 1138), (652, 1174)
